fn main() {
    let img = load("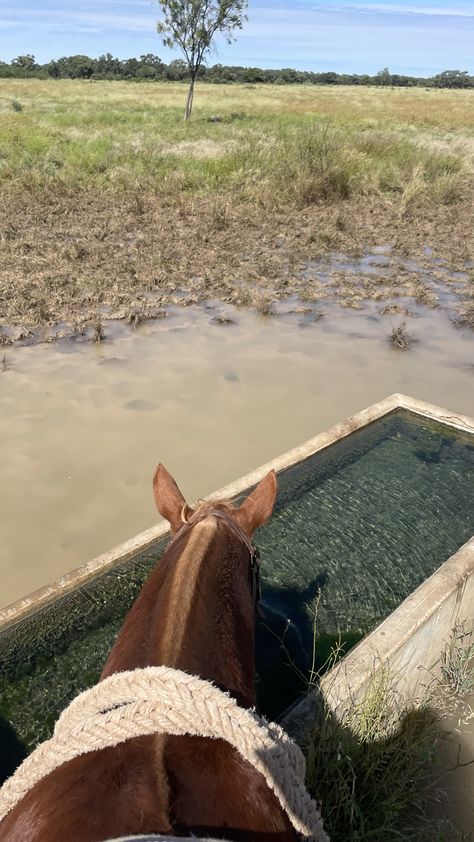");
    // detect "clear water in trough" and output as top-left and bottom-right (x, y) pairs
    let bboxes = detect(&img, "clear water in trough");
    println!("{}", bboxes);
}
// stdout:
(255, 410), (474, 715)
